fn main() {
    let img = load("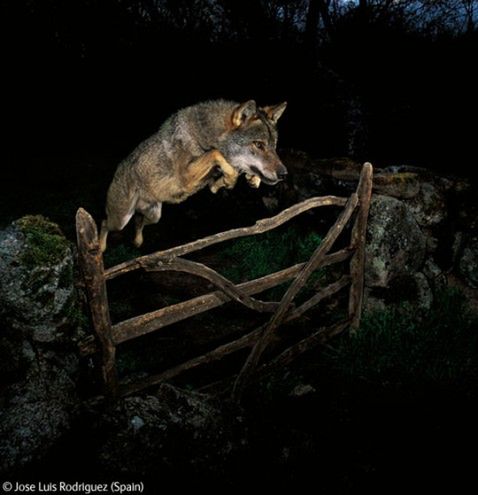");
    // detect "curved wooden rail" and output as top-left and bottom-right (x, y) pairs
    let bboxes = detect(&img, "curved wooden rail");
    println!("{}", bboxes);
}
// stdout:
(105, 195), (348, 280)
(143, 257), (279, 313)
